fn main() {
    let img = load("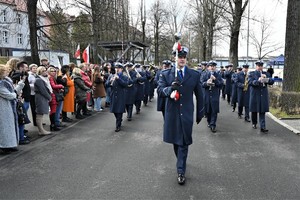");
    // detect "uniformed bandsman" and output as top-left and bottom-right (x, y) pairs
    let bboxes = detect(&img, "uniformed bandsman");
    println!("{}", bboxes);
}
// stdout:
(157, 46), (204, 185)
(224, 63), (234, 105)
(142, 65), (151, 106)
(105, 62), (129, 132)
(134, 63), (146, 114)
(248, 60), (274, 133)
(231, 67), (242, 112)
(219, 66), (226, 100)
(155, 60), (172, 118)
(124, 62), (137, 121)
(201, 60), (223, 133)
(236, 64), (251, 122)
